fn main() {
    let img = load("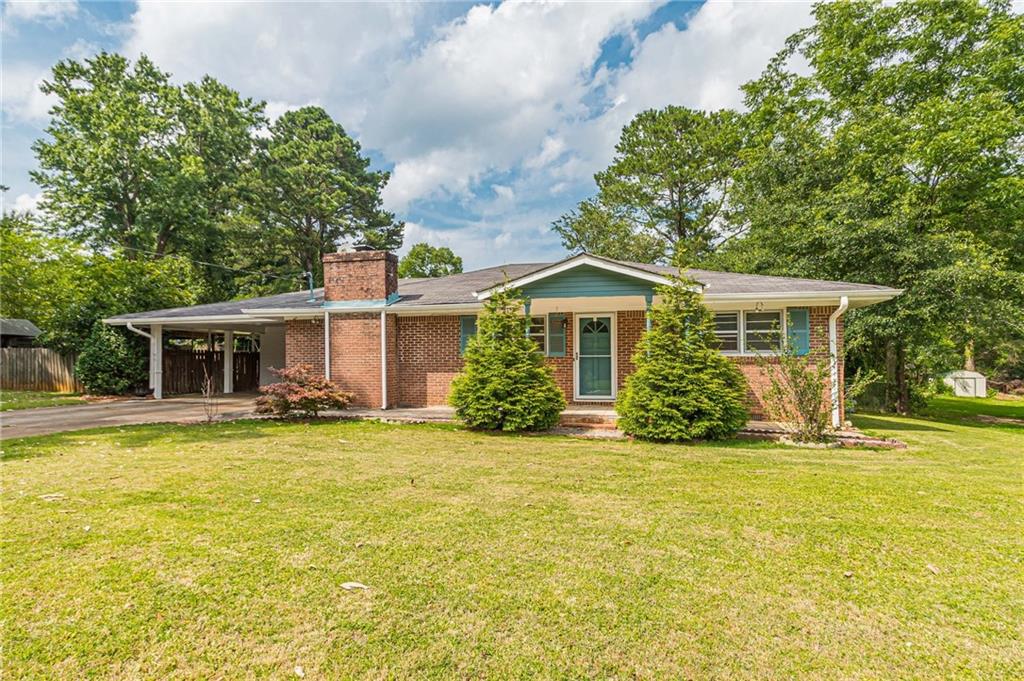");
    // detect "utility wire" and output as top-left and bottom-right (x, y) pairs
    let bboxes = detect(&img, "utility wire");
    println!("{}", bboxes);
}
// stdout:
(117, 245), (307, 284)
